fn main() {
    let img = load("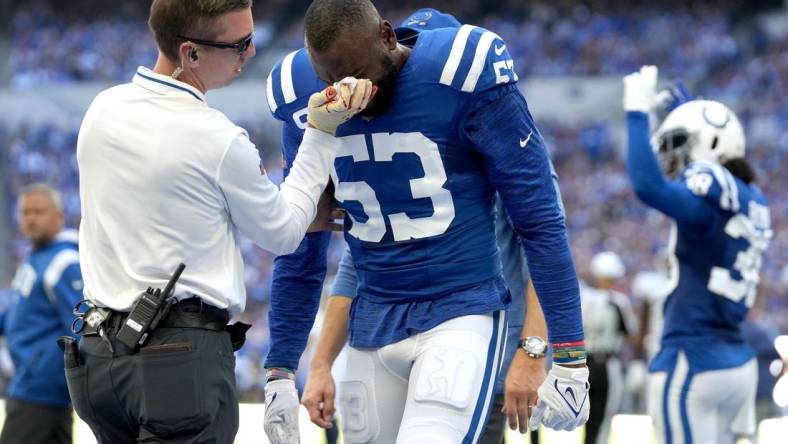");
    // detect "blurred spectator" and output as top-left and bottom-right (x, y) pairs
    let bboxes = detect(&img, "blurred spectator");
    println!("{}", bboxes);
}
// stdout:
(0, 184), (83, 444)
